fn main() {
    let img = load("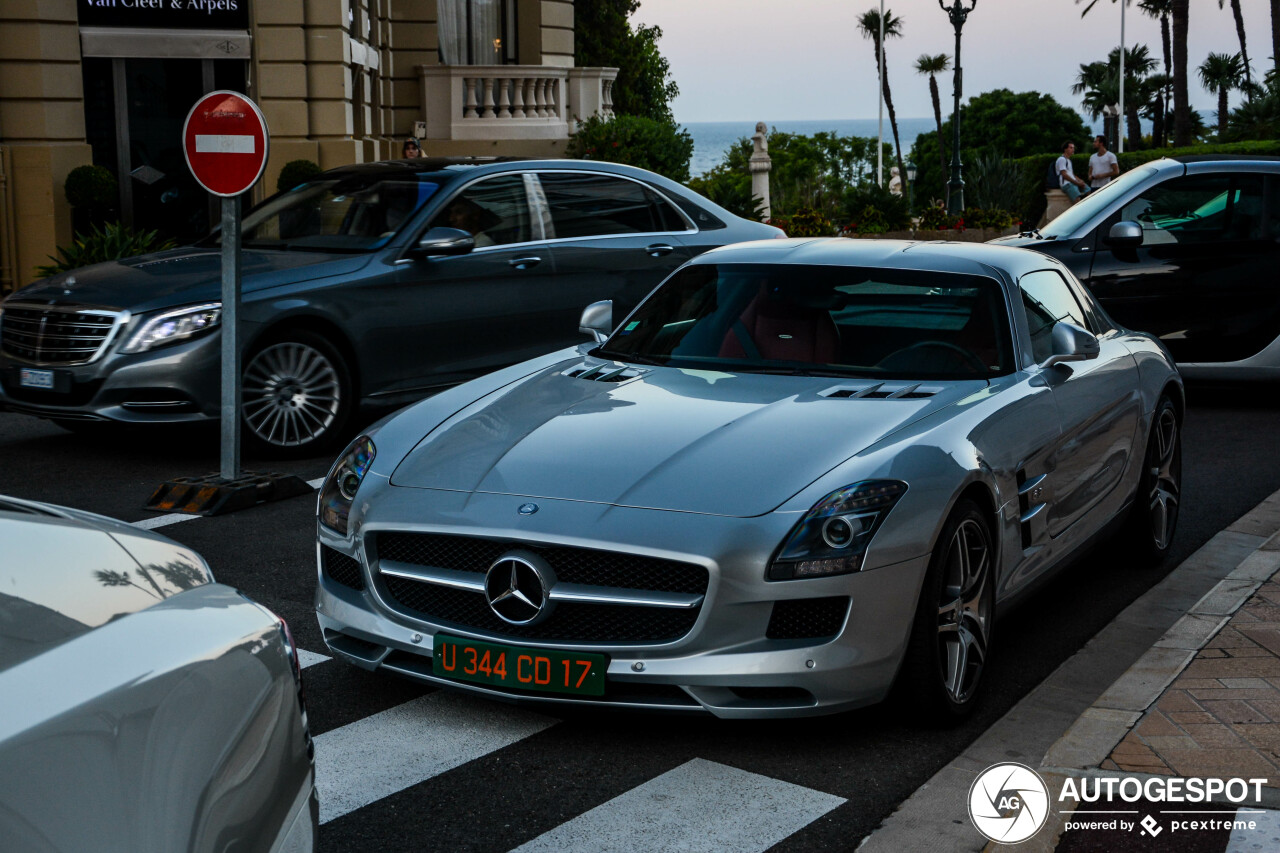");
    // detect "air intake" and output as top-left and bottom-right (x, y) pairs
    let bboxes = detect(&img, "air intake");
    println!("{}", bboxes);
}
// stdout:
(563, 362), (648, 383)
(821, 383), (939, 400)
